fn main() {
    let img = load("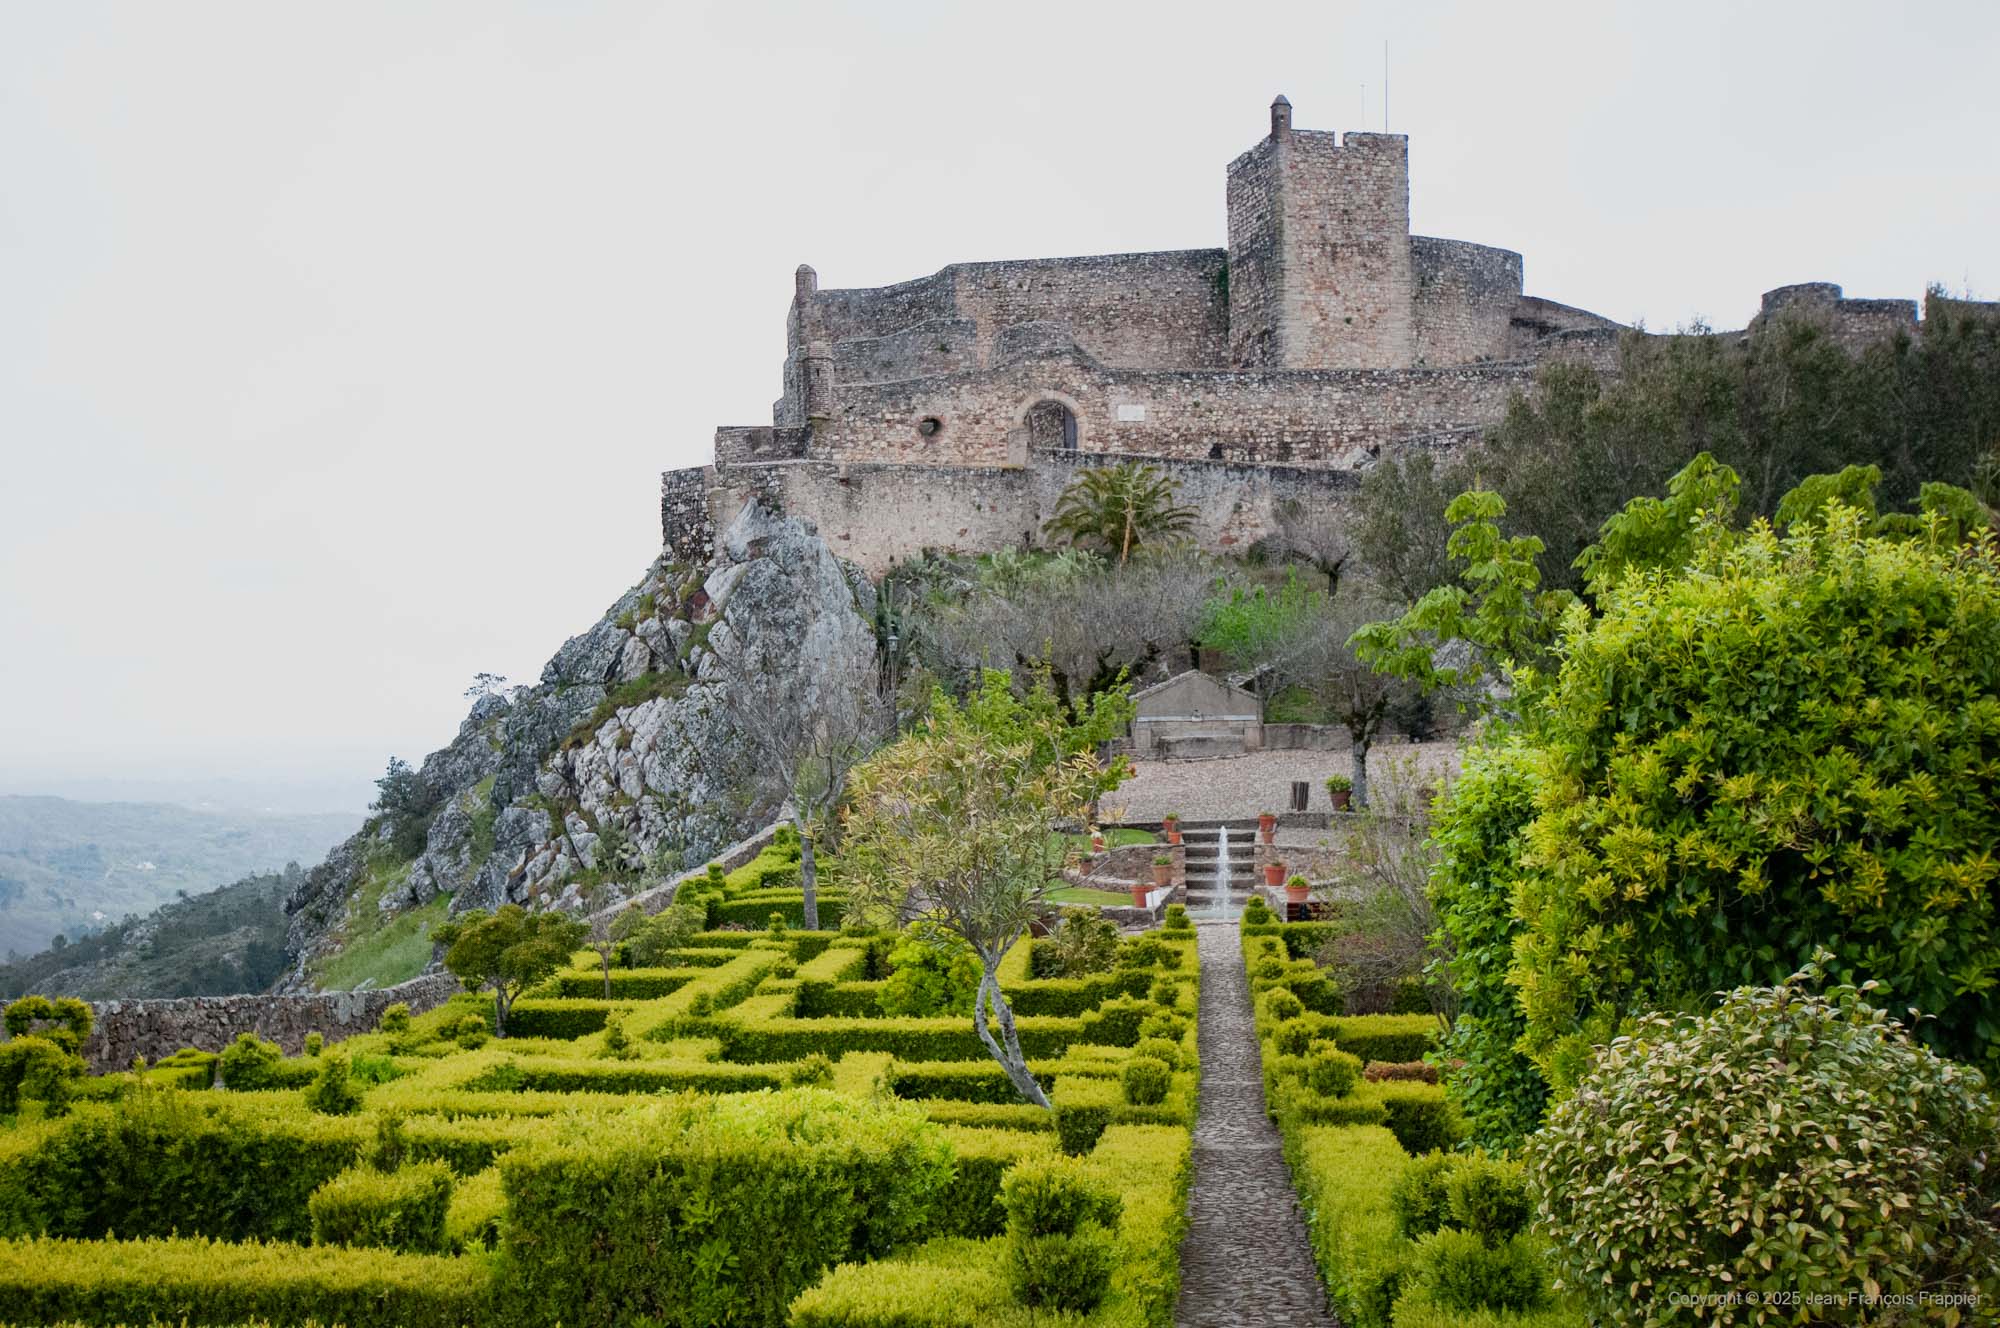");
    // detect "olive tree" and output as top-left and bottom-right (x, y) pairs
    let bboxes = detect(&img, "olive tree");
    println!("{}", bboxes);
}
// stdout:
(839, 672), (1130, 1107)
